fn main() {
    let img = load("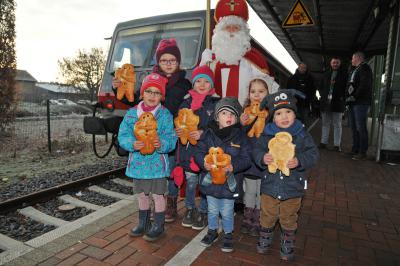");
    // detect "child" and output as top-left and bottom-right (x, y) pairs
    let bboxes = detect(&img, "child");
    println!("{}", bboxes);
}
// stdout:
(114, 39), (191, 223)
(152, 39), (192, 222)
(253, 90), (319, 260)
(239, 76), (270, 236)
(175, 65), (220, 230)
(195, 97), (251, 253)
(118, 73), (177, 242)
